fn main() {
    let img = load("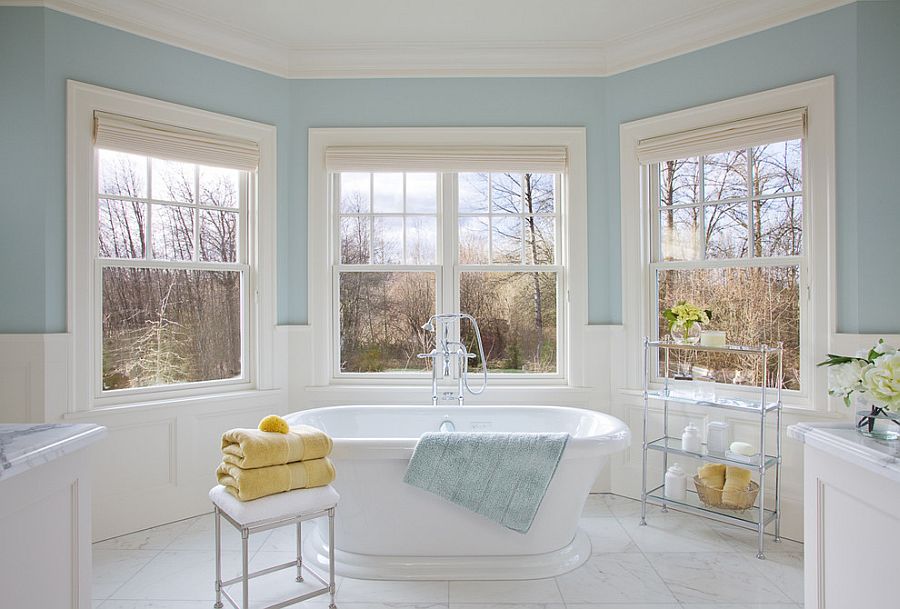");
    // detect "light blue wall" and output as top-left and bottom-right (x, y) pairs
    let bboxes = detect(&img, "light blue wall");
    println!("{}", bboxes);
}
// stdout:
(855, 0), (900, 333)
(0, 3), (897, 332)
(0, 9), (50, 332)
